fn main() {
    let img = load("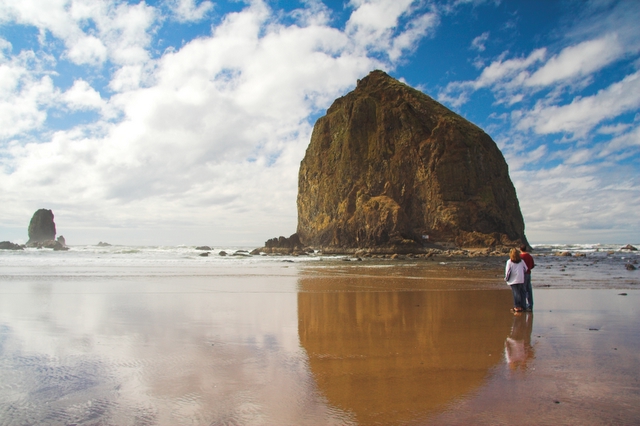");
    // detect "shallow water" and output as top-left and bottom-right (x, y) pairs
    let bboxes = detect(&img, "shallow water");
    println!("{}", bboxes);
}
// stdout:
(0, 255), (639, 425)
